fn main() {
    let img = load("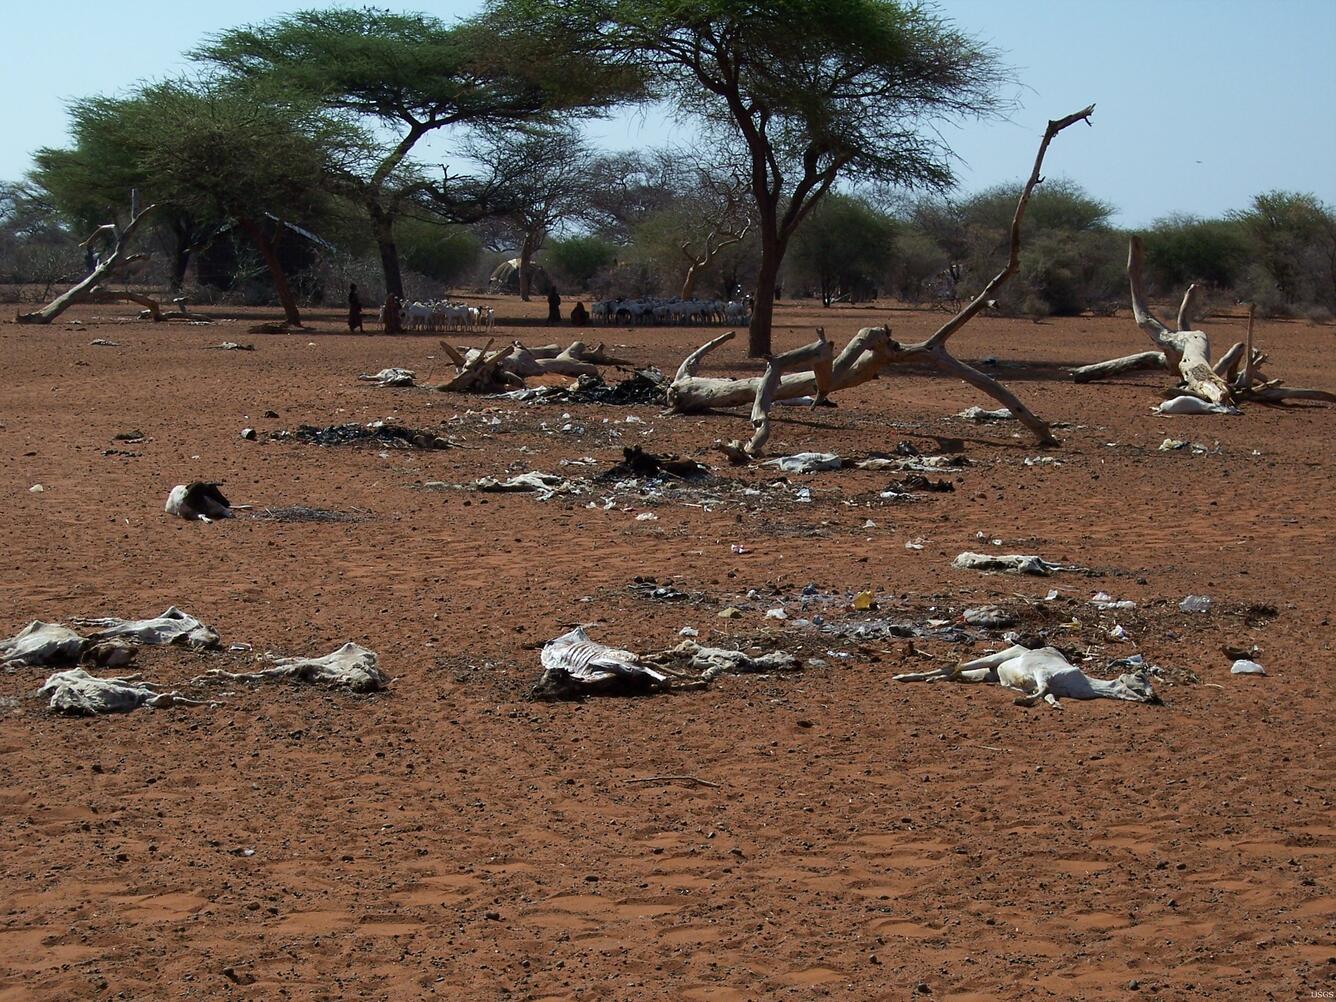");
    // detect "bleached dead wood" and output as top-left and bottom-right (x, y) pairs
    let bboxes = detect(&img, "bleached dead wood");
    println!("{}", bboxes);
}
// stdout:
(16, 204), (160, 325)
(436, 340), (633, 393)
(1078, 242), (1334, 407)
(668, 106), (1101, 450)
